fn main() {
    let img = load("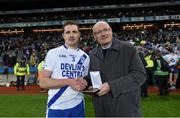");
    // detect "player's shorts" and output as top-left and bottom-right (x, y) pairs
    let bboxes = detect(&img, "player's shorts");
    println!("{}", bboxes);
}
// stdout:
(47, 100), (85, 118)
